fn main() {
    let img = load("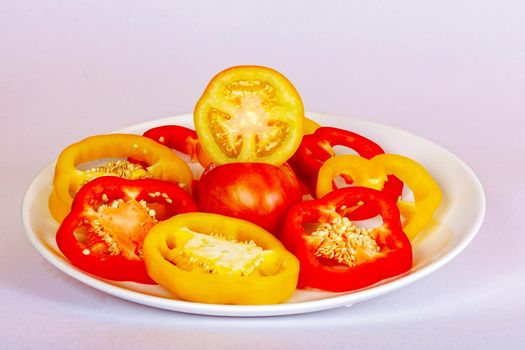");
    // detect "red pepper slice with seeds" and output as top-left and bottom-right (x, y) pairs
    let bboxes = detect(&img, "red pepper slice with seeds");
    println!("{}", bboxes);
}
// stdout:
(280, 186), (412, 292)
(56, 176), (198, 284)
(288, 126), (403, 220)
